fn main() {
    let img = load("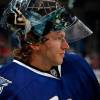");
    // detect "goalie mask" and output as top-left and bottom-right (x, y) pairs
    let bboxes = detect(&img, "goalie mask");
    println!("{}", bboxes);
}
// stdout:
(0, 0), (93, 44)
(24, 0), (93, 43)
